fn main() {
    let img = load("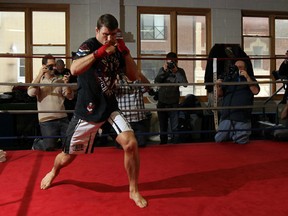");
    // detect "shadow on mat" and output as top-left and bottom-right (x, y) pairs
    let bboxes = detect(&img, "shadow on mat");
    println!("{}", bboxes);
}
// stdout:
(52, 159), (288, 199)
